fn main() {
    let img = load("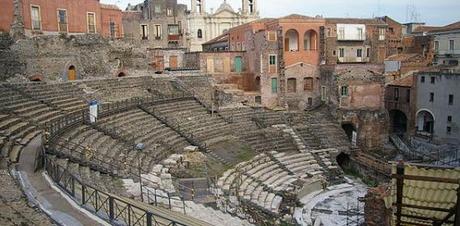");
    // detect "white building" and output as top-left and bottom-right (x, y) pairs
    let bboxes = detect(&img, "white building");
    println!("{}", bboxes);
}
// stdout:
(187, 0), (259, 52)
(431, 22), (460, 71)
